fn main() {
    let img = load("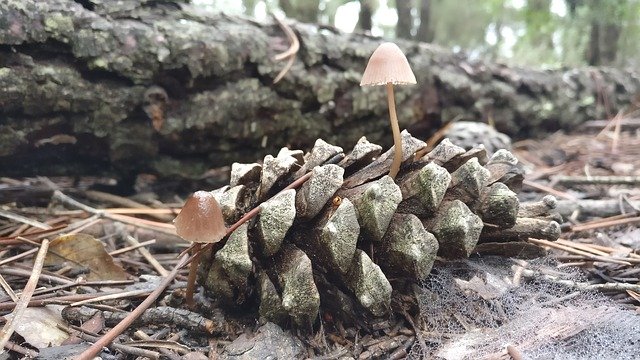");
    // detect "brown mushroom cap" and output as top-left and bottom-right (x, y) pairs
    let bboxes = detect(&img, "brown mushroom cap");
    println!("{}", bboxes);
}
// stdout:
(360, 42), (417, 86)
(174, 191), (227, 243)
